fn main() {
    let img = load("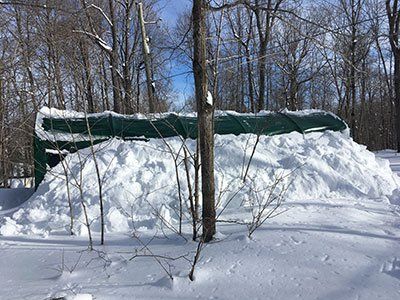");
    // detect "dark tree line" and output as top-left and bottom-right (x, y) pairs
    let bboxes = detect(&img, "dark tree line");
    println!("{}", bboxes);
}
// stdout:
(193, 0), (398, 151)
(0, 0), (173, 186)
